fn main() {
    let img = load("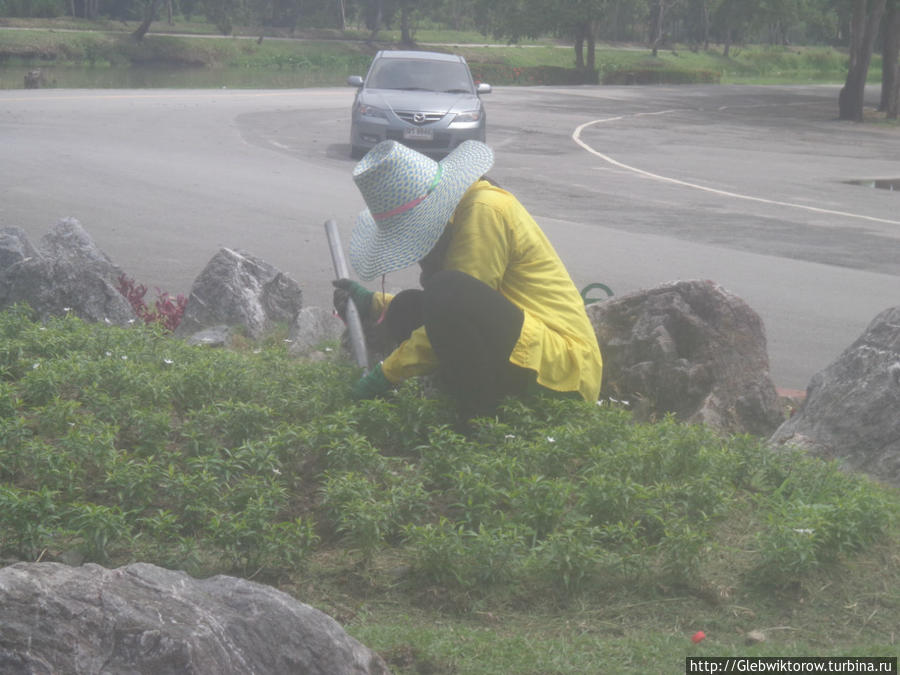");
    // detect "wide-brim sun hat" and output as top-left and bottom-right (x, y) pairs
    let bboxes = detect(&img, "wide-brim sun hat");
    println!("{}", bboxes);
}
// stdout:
(349, 139), (494, 281)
